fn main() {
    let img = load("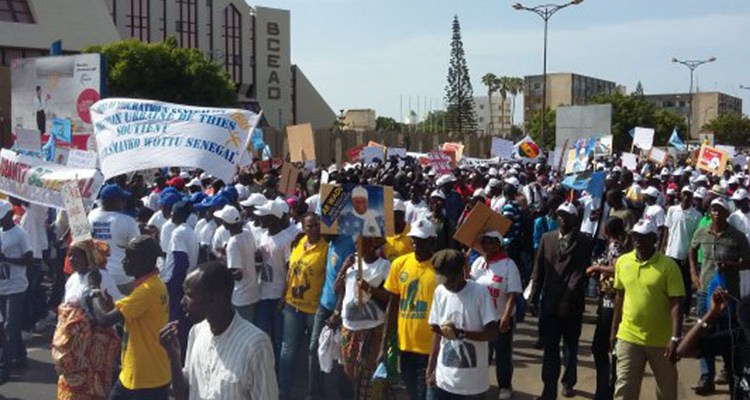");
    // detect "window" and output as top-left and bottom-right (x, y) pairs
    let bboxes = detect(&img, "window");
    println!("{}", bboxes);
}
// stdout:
(479, 104), (484, 110)
(206, 0), (213, 53)
(533, 83), (542, 90)
(479, 117), (484, 123)
(222, 4), (242, 83)
(126, 0), (150, 41)
(0, 0), (34, 23)
(177, 0), (197, 48)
